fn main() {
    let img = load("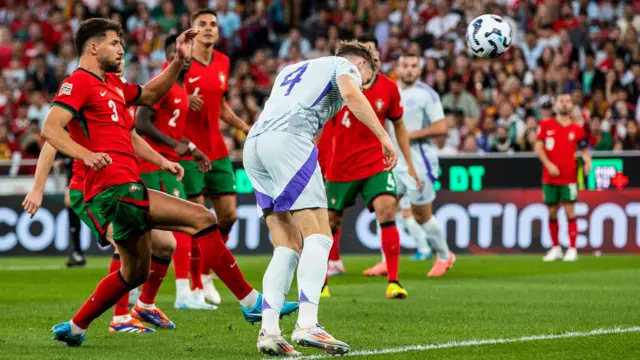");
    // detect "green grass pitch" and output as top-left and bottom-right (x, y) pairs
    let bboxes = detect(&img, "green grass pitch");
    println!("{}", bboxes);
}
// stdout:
(1, 254), (639, 359)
